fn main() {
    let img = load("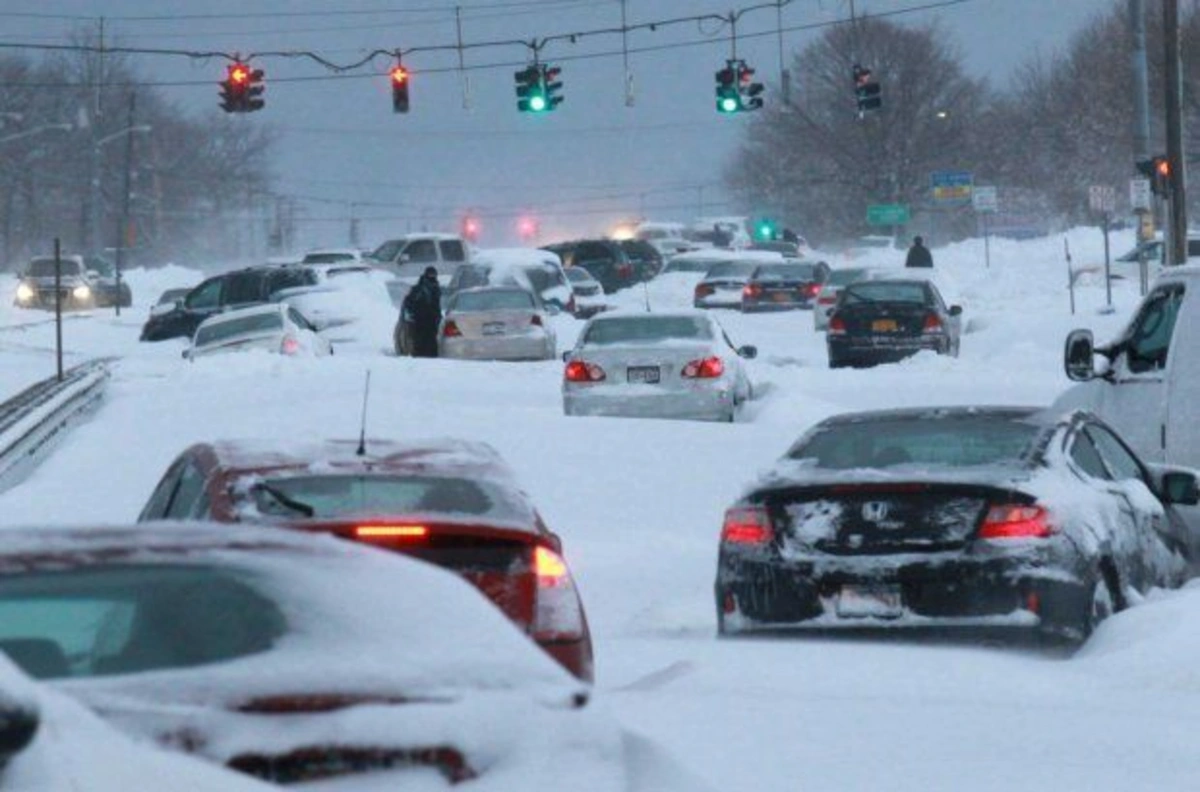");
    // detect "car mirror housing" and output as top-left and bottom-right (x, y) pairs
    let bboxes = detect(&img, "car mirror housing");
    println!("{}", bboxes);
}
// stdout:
(737, 345), (758, 360)
(561, 351), (572, 362)
(1162, 471), (1200, 505)
(1064, 329), (1098, 382)
(948, 305), (963, 317)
